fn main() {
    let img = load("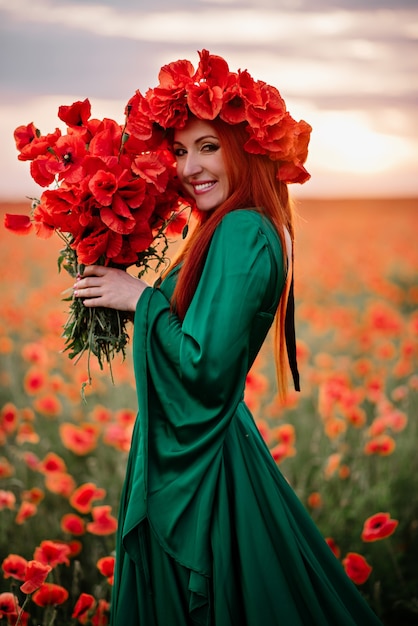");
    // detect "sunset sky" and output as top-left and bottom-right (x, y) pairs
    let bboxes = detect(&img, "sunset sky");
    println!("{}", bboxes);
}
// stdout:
(0, 0), (417, 200)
